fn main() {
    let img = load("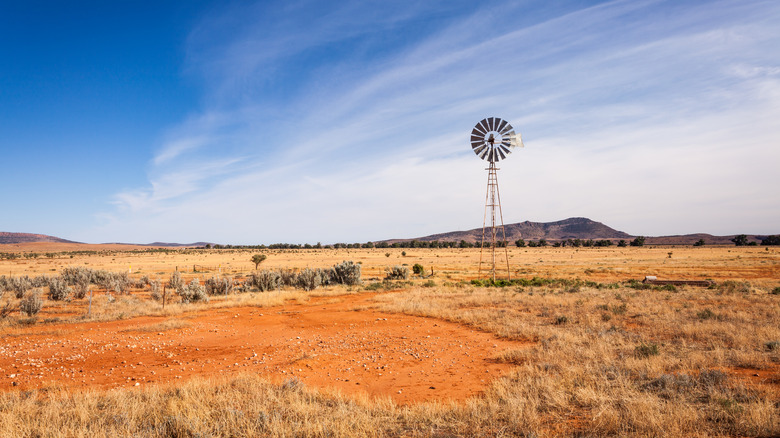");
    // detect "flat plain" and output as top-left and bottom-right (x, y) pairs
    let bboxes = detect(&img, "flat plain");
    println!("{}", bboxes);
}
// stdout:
(0, 244), (778, 437)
